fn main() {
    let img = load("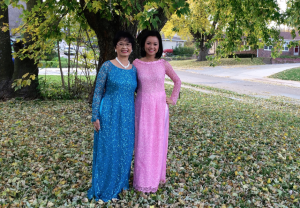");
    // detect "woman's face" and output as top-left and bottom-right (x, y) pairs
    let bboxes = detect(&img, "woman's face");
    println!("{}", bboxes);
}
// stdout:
(144, 36), (159, 57)
(115, 38), (132, 57)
